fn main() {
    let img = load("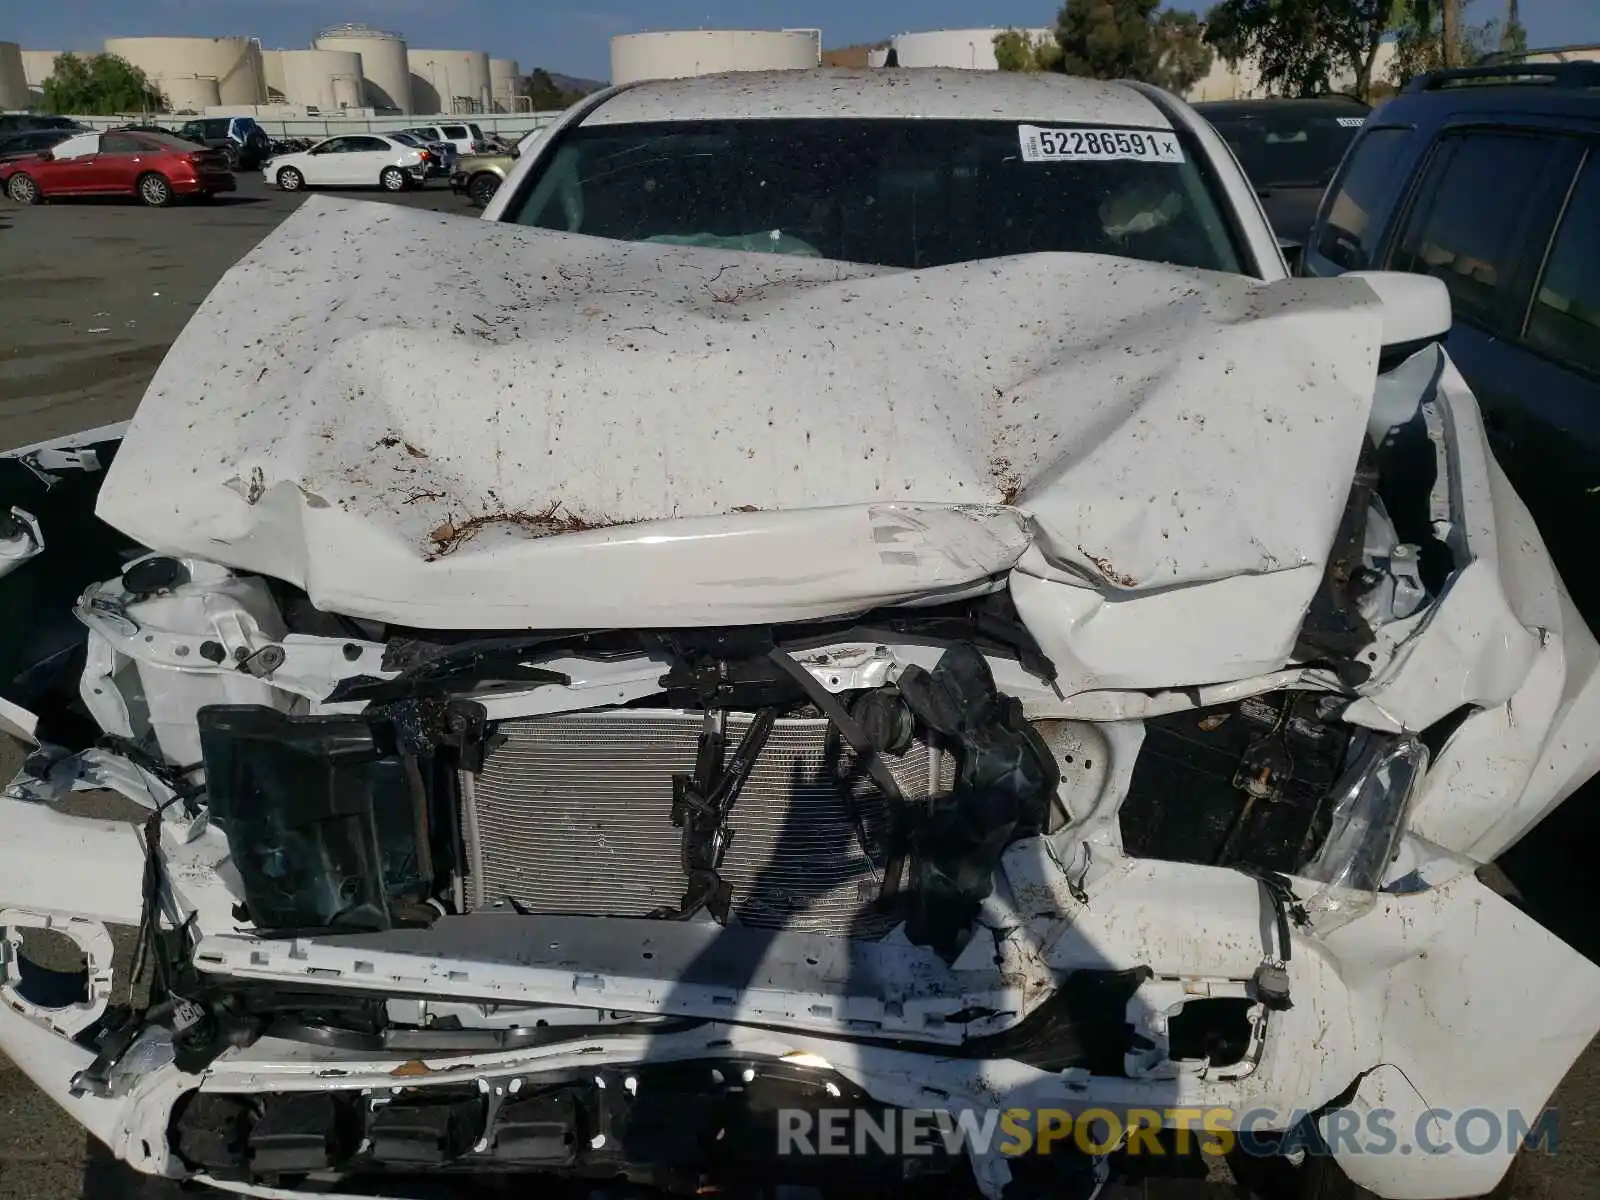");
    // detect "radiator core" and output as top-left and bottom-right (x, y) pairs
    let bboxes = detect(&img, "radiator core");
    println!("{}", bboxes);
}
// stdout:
(462, 709), (946, 938)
